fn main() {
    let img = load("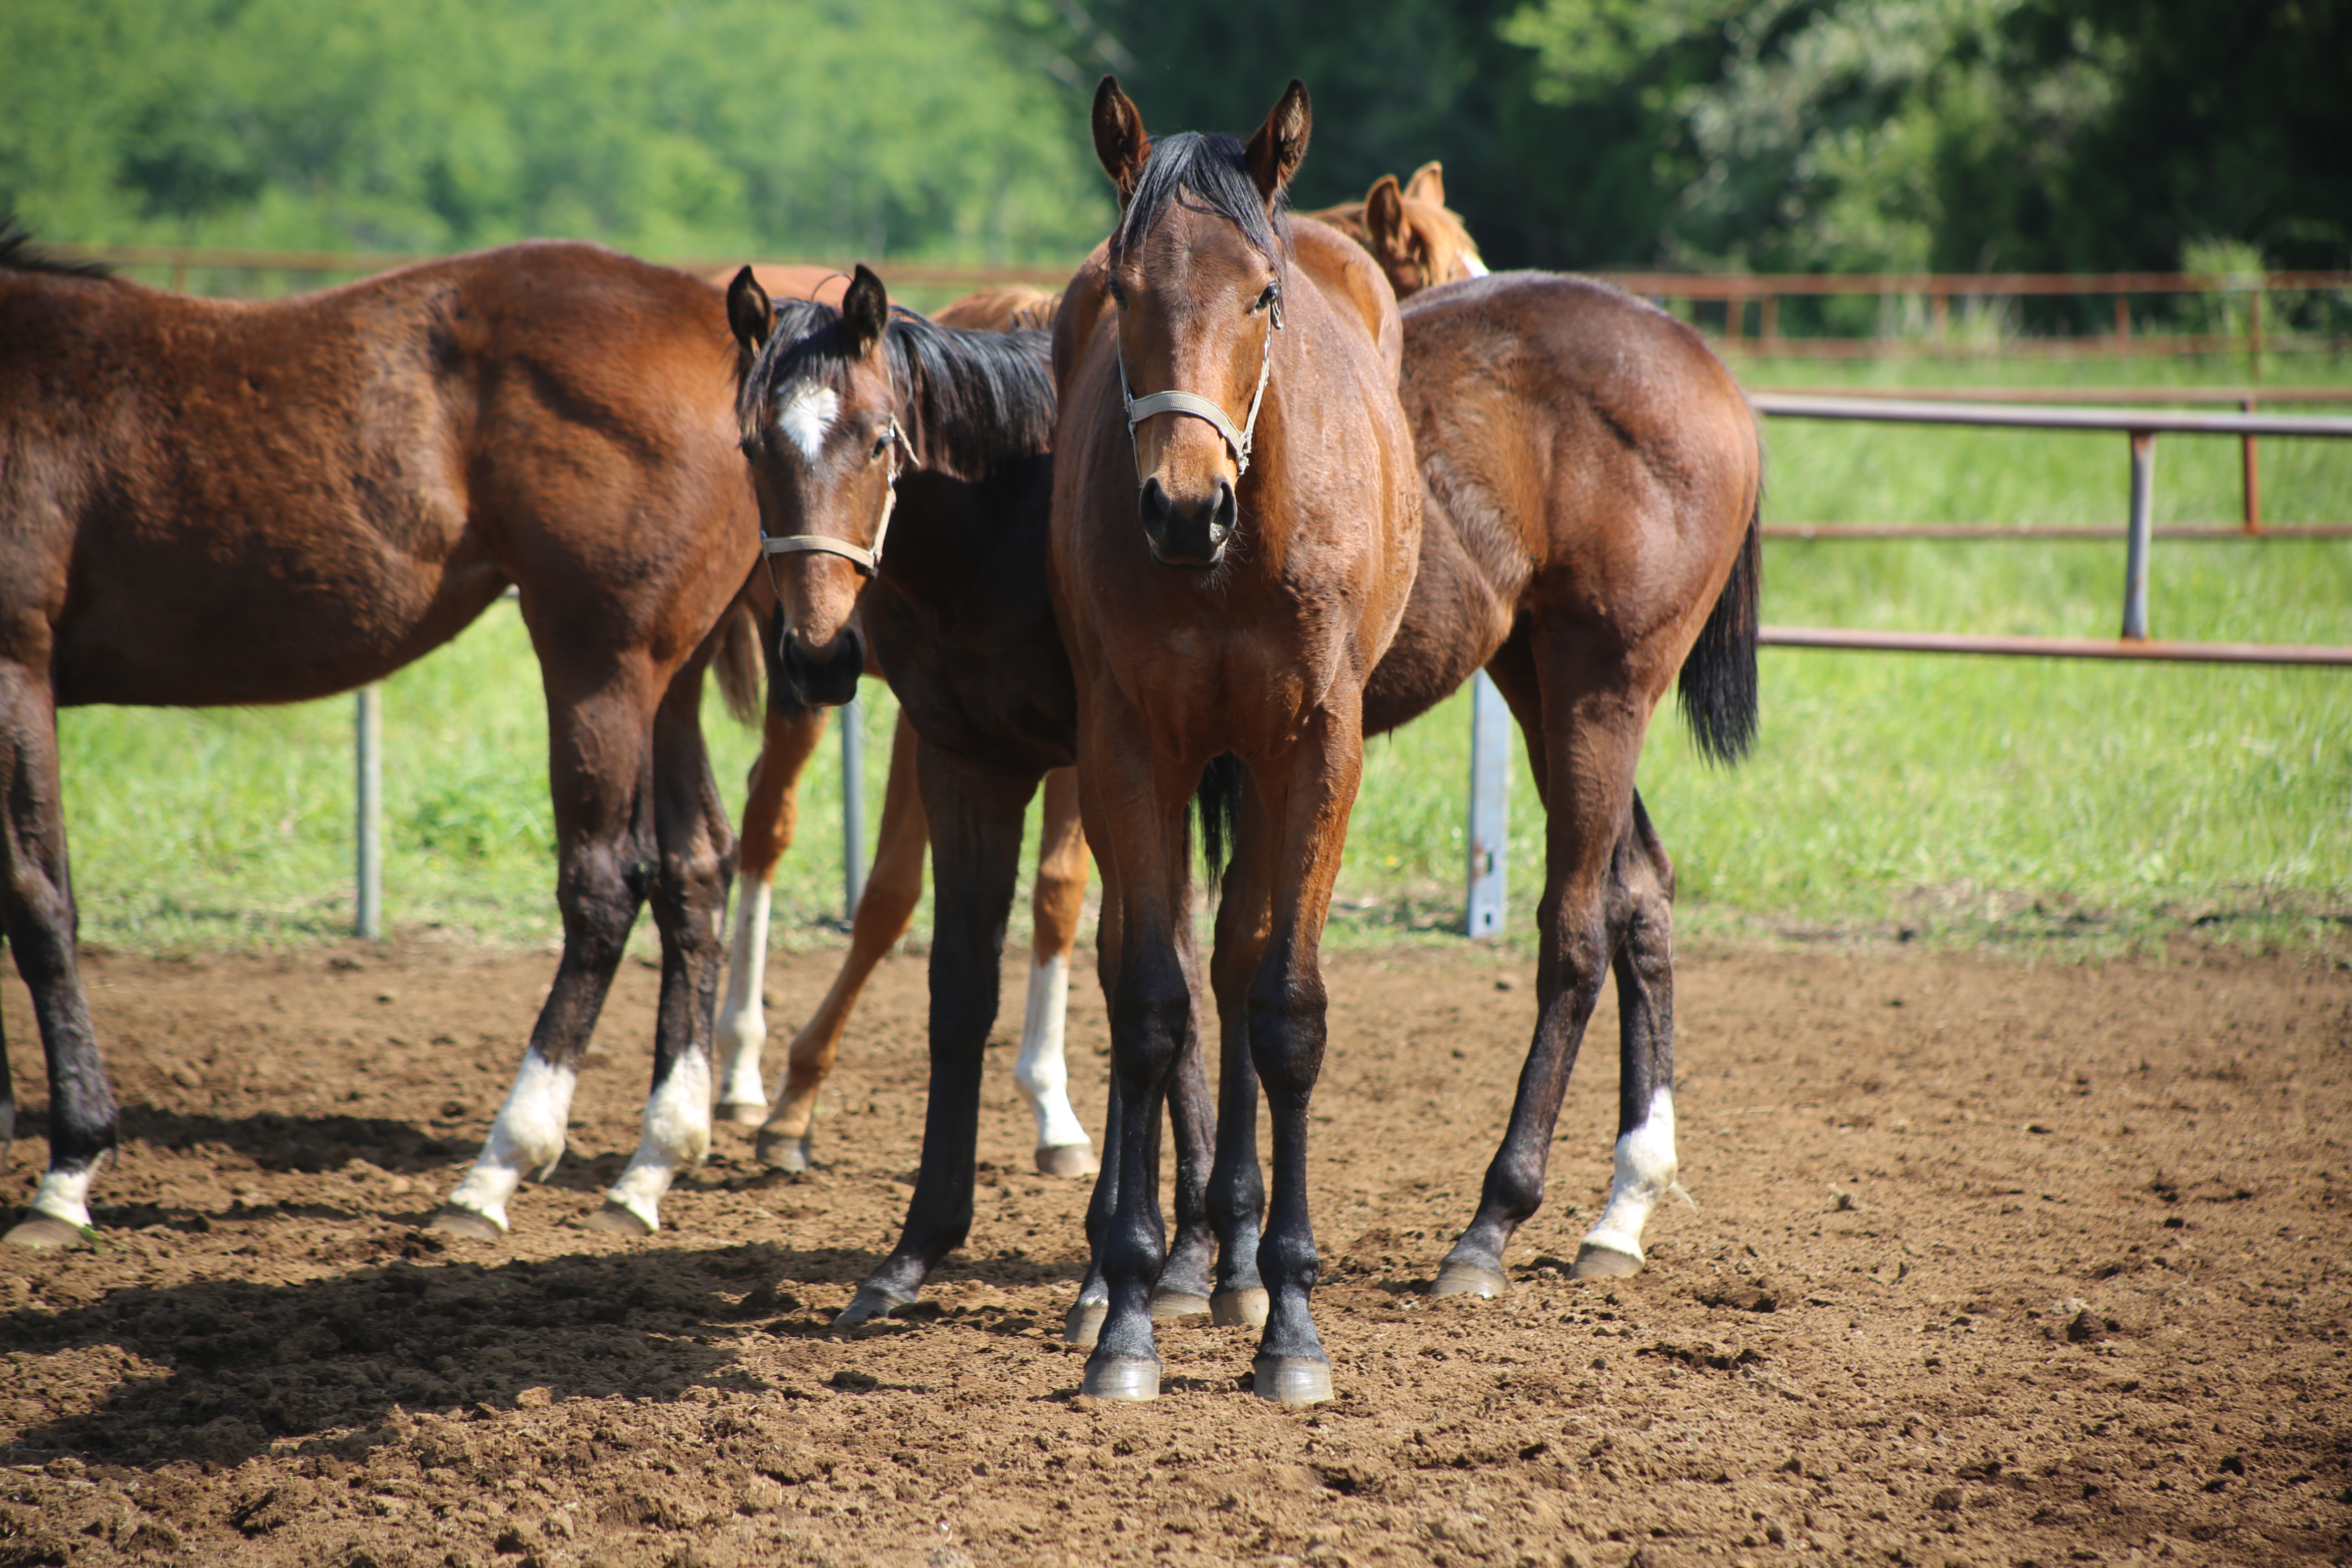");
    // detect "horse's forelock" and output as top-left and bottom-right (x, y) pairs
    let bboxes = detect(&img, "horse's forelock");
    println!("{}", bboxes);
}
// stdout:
(1111, 132), (1288, 271)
